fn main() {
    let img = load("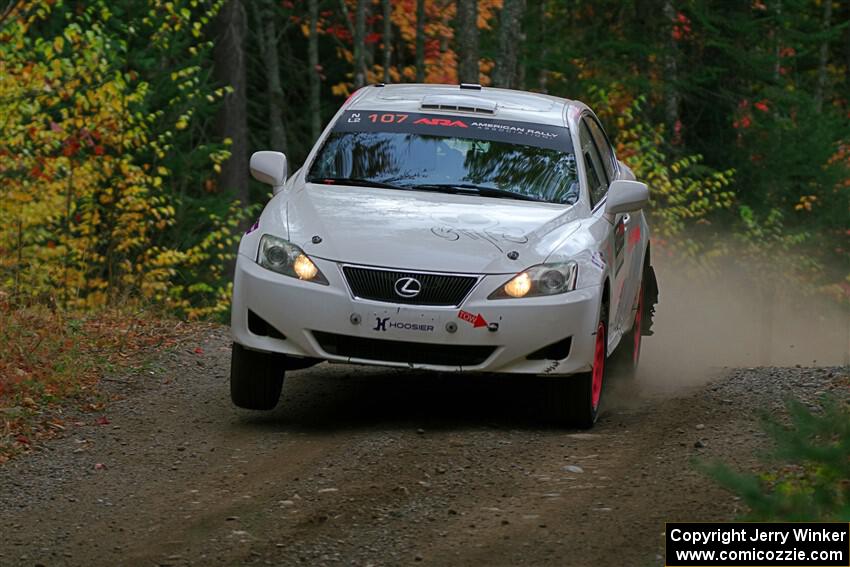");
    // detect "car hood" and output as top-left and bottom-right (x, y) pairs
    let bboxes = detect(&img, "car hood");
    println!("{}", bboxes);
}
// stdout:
(283, 183), (584, 274)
